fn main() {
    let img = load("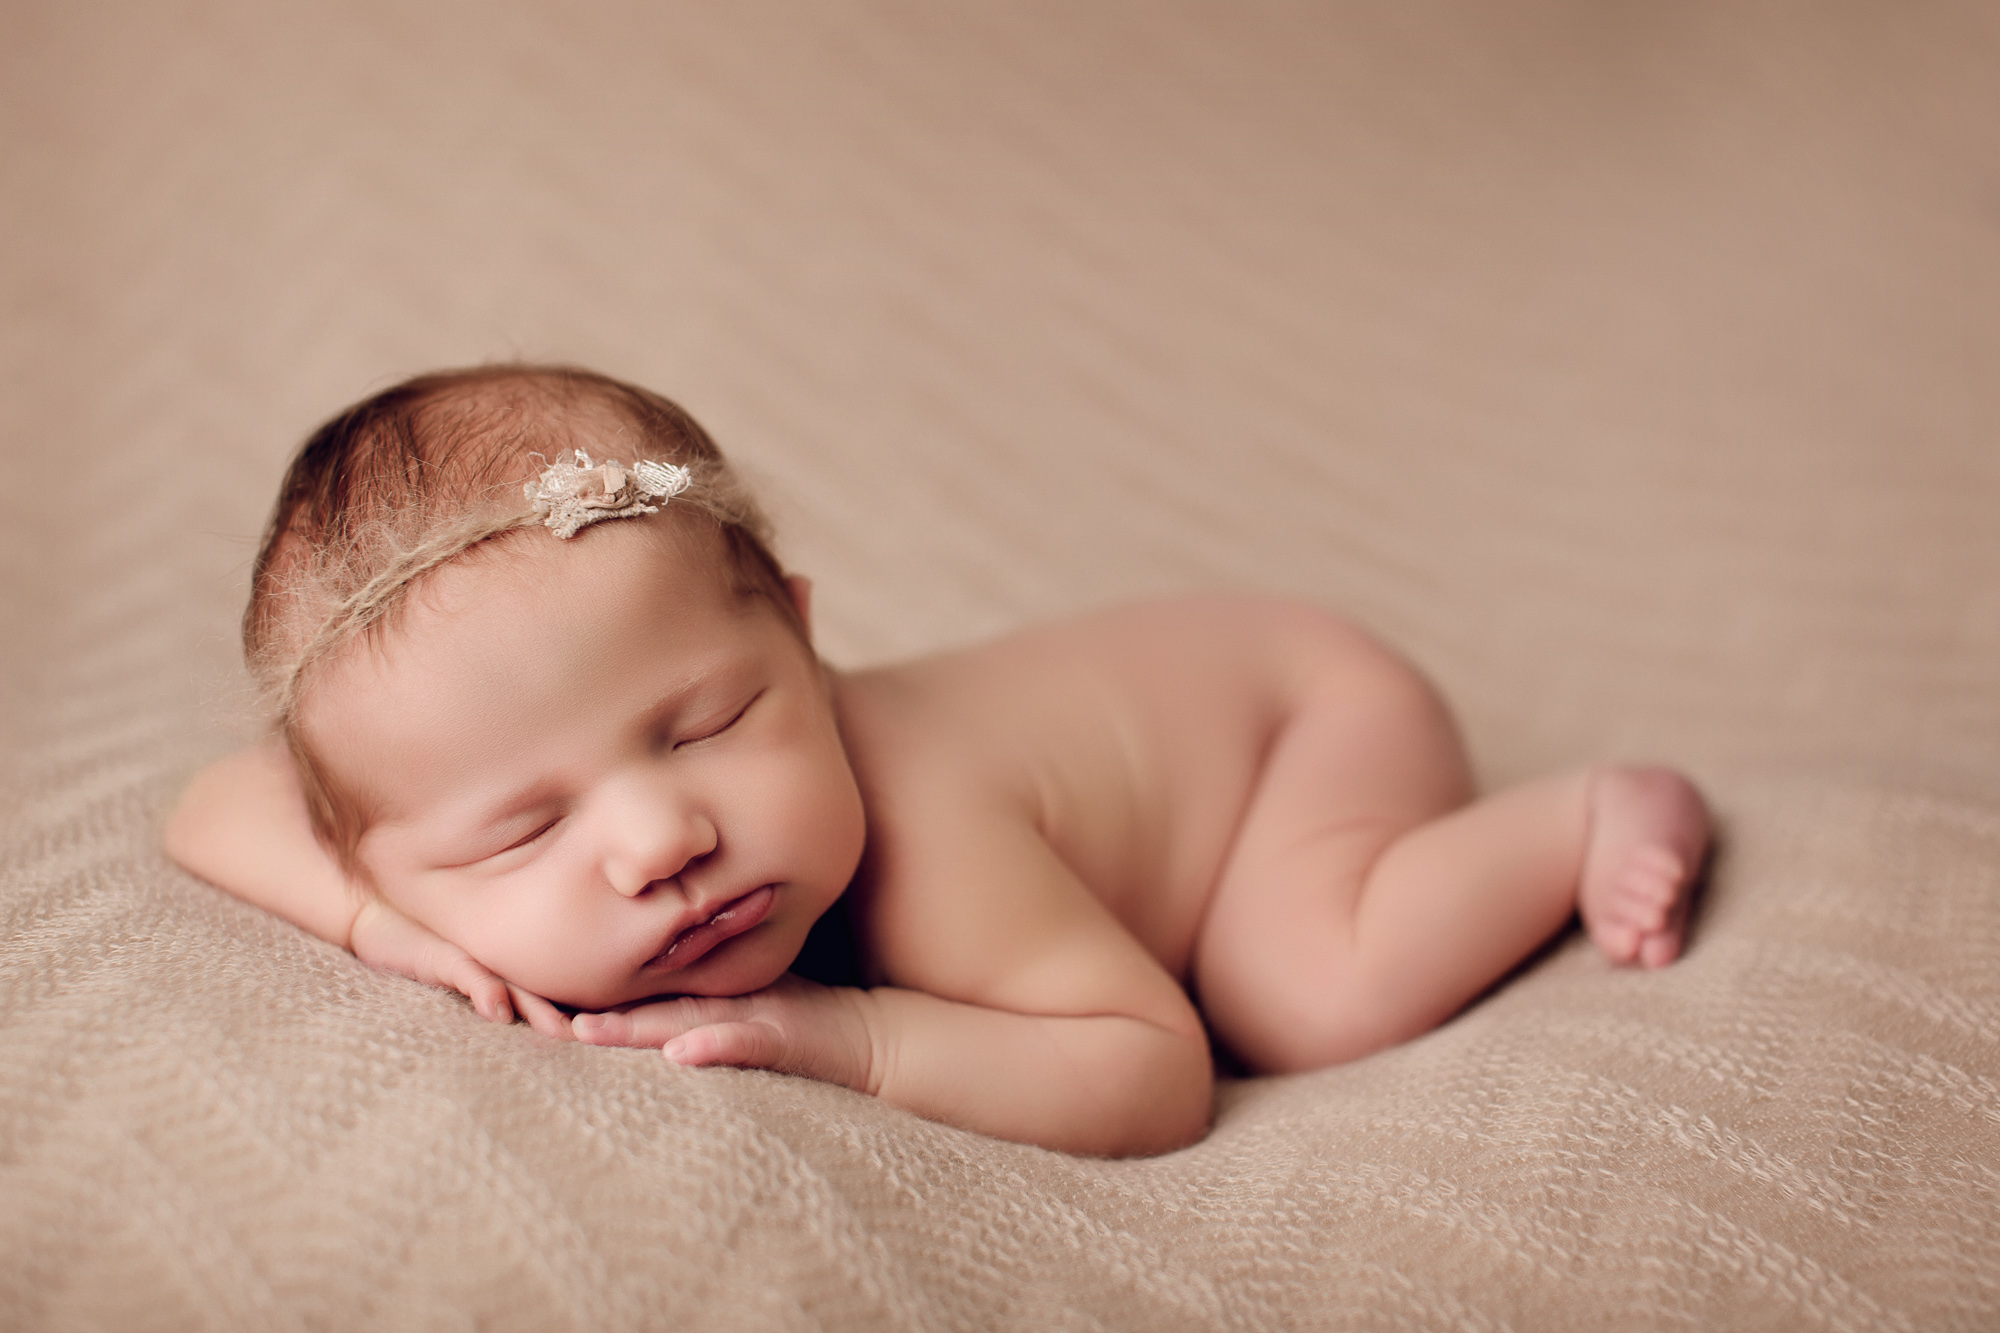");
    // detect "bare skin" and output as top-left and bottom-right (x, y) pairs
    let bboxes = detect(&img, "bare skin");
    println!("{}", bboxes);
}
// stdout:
(165, 520), (1709, 1156)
